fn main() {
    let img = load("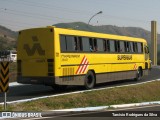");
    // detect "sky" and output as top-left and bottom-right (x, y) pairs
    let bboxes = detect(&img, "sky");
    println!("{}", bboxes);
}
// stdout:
(0, 0), (160, 32)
